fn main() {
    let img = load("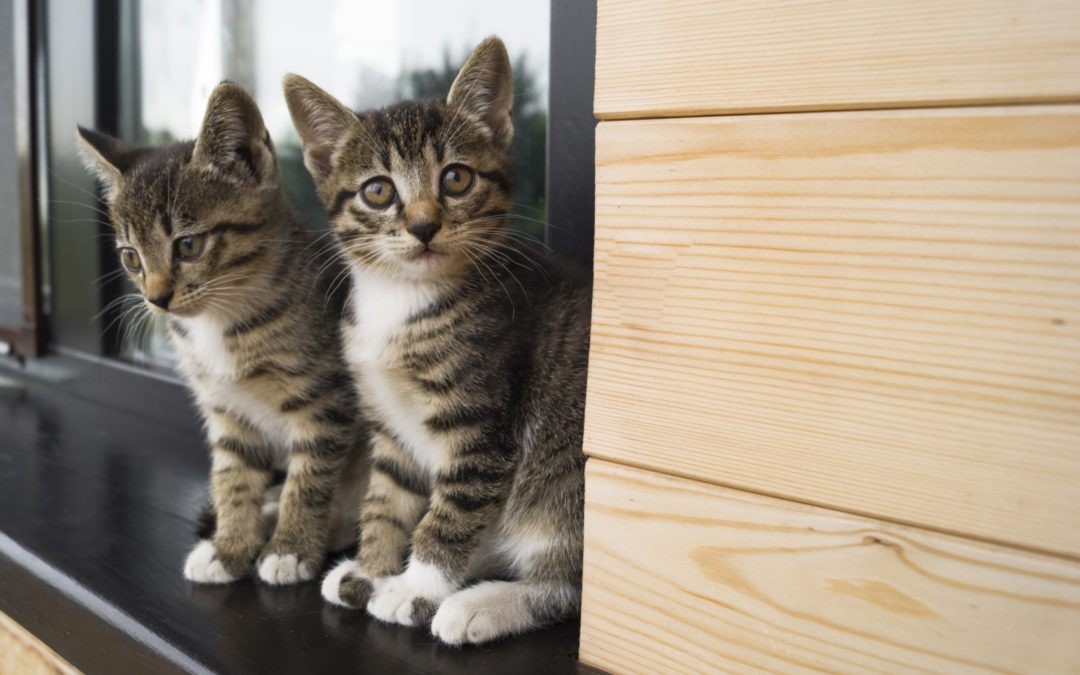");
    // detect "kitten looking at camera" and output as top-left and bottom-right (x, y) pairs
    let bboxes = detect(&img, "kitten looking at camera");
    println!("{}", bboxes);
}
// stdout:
(77, 82), (367, 586)
(284, 36), (591, 645)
